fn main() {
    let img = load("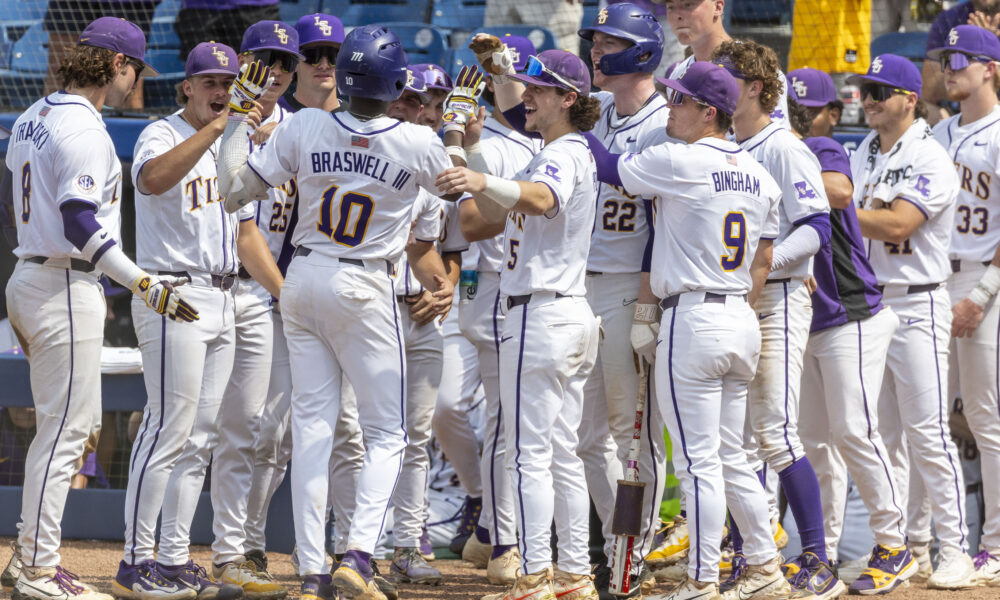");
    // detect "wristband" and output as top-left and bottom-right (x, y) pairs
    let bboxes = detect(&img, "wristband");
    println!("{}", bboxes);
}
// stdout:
(634, 303), (658, 323)
(969, 264), (1000, 307)
(481, 174), (520, 210)
(445, 145), (467, 163)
